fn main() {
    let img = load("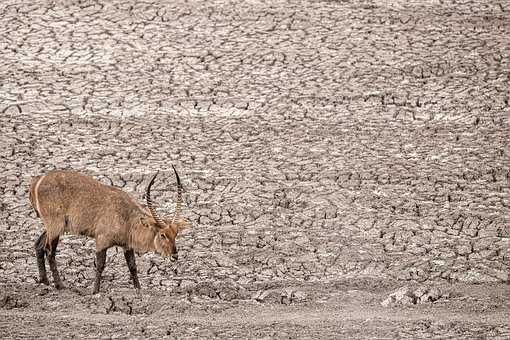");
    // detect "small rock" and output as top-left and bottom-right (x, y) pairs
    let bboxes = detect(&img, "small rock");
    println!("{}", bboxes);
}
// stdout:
(382, 286), (415, 307)
(197, 284), (217, 298)
(383, 285), (447, 307)
(413, 286), (428, 299)
(294, 236), (310, 246)
(427, 287), (442, 301)
(179, 280), (196, 291)
(381, 297), (393, 307)
(399, 295), (415, 305)
(236, 286), (250, 300)
(291, 290), (307, 303)
(281, 288), (293, 305)
(391, 286), (415, 303)
(419, 293), (432, 303)
(251, 290), (263, 301)
(253, 290), (282, 304)
(160, 279), (174, 287)
(456, 269), (499, 283)
(281, 295), (291, 305)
